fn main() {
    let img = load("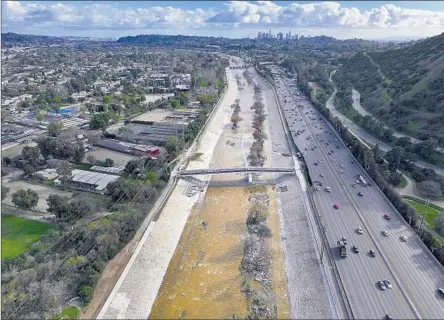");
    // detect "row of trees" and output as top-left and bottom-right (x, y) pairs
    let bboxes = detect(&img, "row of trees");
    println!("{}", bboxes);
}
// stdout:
(231, 99), (242, 129)
(248, 84), (267, 167)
